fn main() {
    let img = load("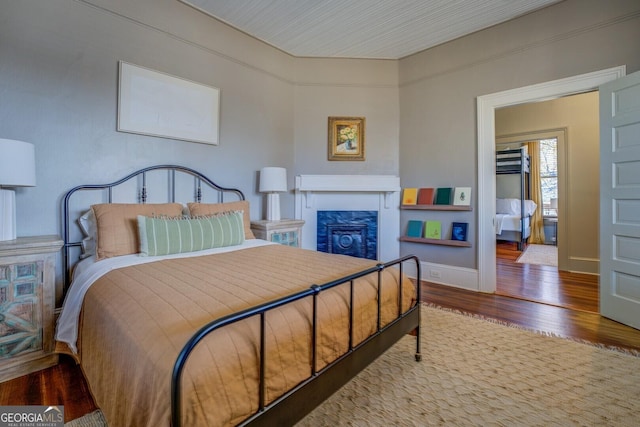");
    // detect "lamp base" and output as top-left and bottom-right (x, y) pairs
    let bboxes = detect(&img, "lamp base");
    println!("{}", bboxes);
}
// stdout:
(0, 189), (17, 241)
(266, 193), (281, 221)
